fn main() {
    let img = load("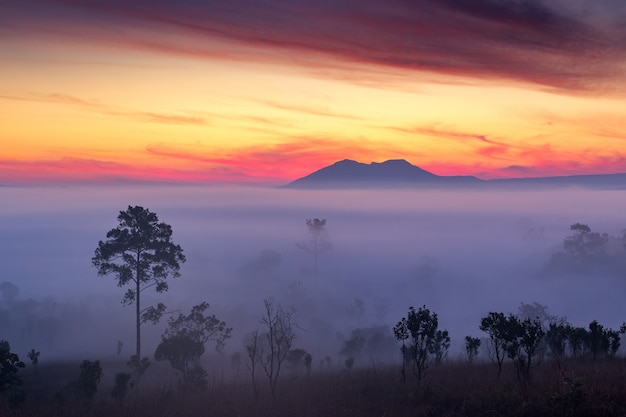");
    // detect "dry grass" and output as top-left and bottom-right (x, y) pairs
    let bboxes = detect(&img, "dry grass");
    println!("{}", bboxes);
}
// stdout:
(2, 357), (625, 417)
